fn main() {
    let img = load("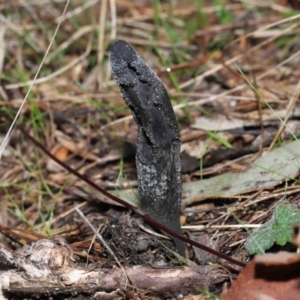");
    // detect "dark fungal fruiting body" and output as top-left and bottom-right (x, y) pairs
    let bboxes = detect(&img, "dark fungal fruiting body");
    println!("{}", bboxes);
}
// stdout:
(109, 40), (185, 256)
